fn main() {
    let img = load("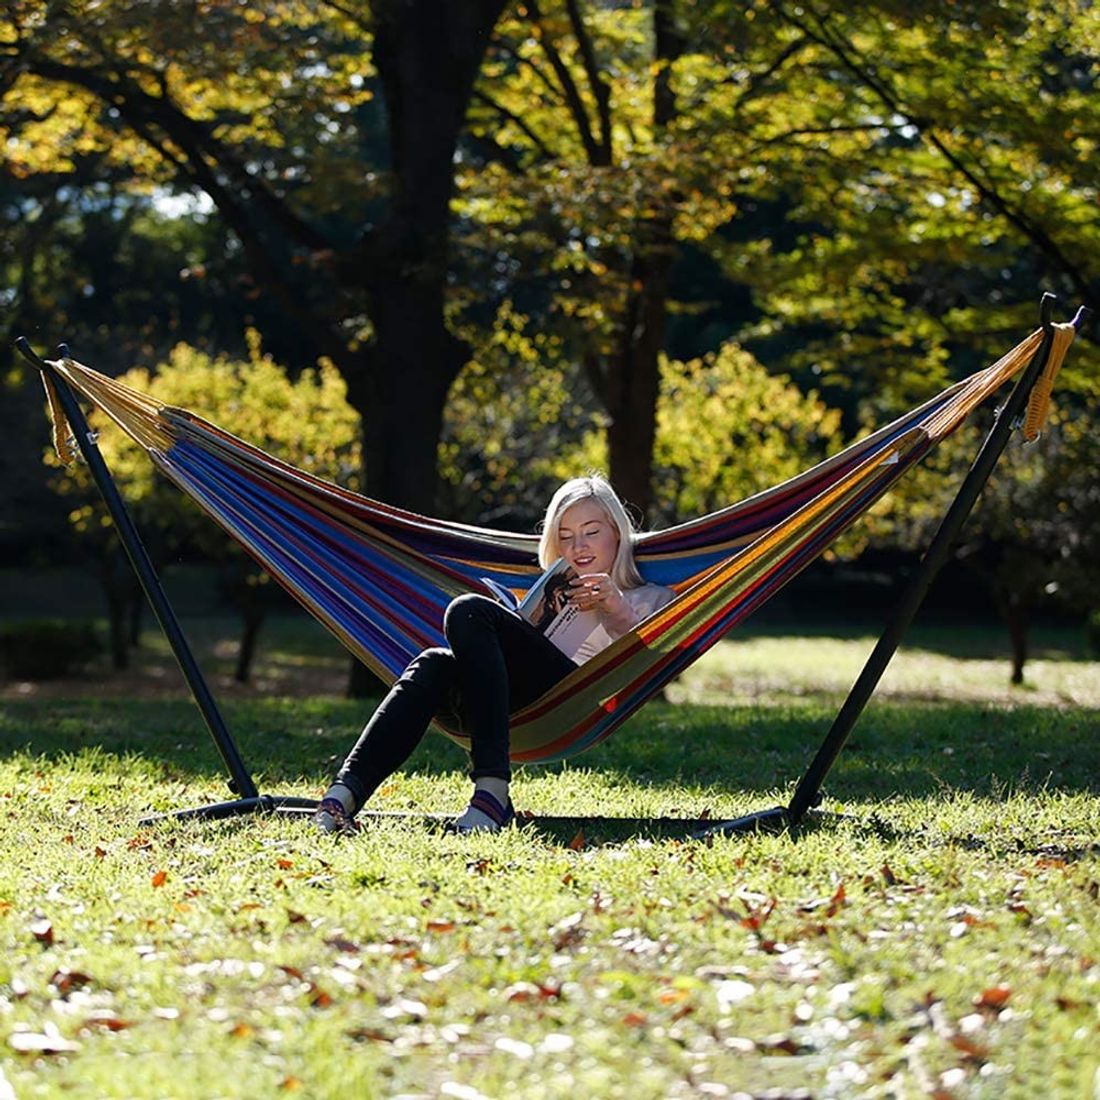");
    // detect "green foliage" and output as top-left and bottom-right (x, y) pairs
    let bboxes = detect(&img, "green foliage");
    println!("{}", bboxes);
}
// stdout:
(48, 335), (361, 558)
(652, 342), (843, 524)
(442, 318), (845, 529)
(440, 301), (603, 526)
(0, 618), (101, 680)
